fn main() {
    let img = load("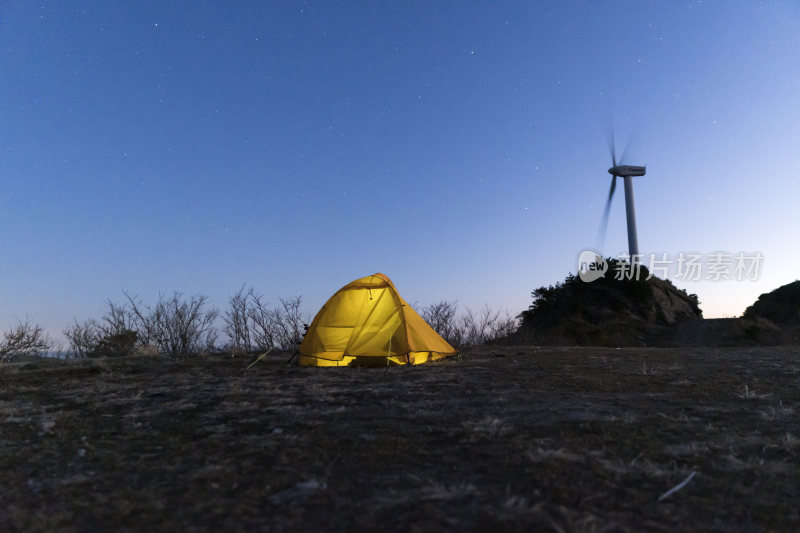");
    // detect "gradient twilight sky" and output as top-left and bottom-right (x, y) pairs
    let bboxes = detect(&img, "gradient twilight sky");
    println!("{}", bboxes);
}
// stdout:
(2, 2), (799, 337)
